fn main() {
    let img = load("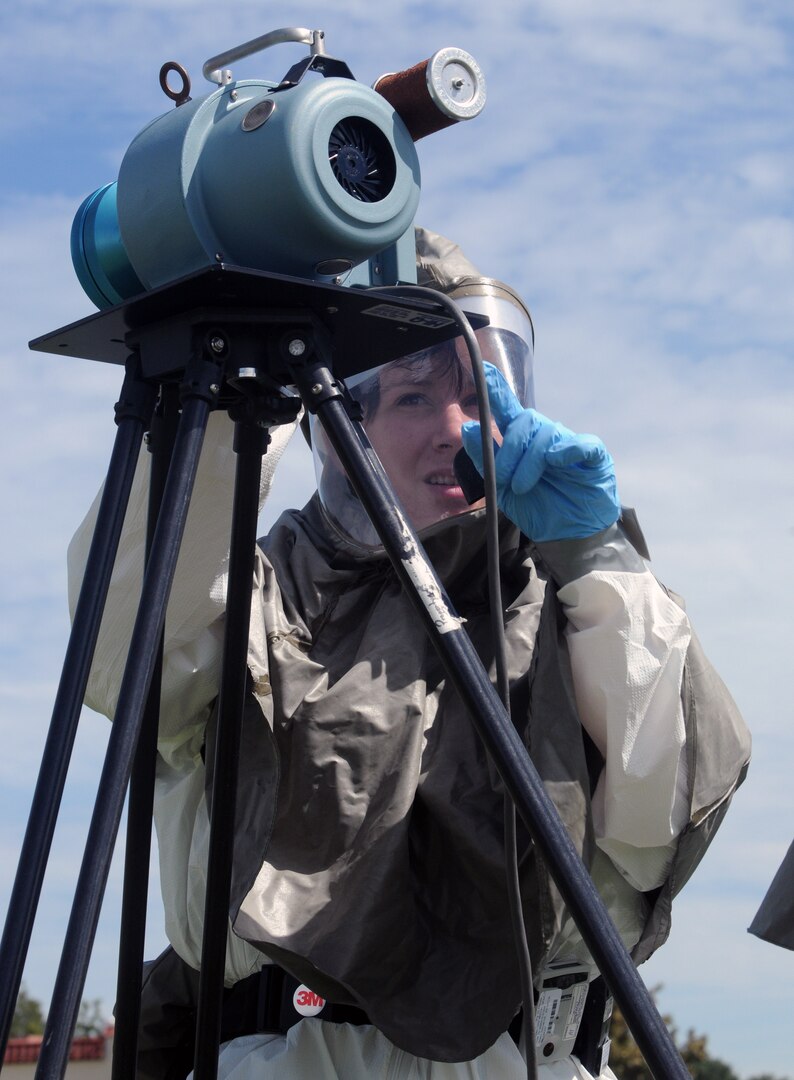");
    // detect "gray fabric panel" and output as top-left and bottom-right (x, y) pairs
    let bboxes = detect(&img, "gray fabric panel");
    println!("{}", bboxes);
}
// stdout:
(414, 226), (483, 291)
(748, 840), (794, 950)
(630, 591), (751, 967)
(632, 797), (735, 966)
(137, 947), (200, 1080)
(618, 506), (651, 561)
(230, 503), (595, 1061)
(534, 519), (647, 588)
(225, 684), (282, 920)
(677, 624), (751, 823)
